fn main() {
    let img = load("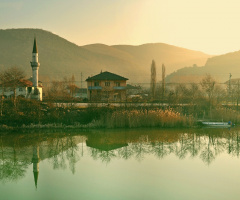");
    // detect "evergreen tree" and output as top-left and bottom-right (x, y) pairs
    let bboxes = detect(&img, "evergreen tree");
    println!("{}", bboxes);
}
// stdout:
(150, 60), (157, 100)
